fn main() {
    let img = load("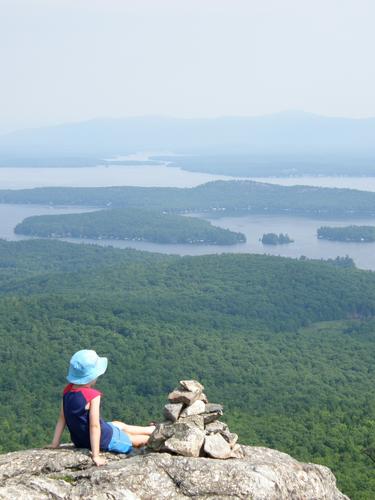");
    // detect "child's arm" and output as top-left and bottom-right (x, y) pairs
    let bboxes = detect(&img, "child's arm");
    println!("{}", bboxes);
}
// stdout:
(49, 403), (66, 448)
(89, 396), (106, 466)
